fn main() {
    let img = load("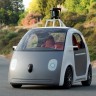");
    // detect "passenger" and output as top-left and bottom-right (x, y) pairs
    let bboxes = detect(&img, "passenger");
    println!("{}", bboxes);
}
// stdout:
(73, 35), (80, 48)
(42, 35), (55, 48)
(73, 35), (77, 46)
